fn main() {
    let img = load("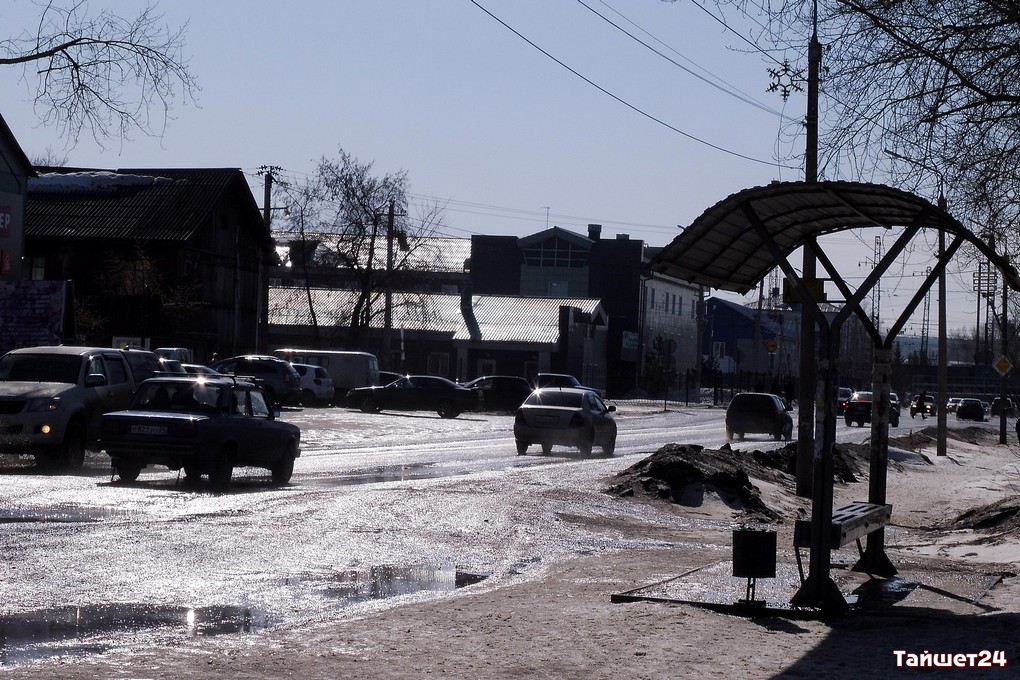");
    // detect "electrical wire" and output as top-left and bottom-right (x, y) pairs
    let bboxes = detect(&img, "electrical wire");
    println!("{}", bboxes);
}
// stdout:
(468, 0), (797, 169)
